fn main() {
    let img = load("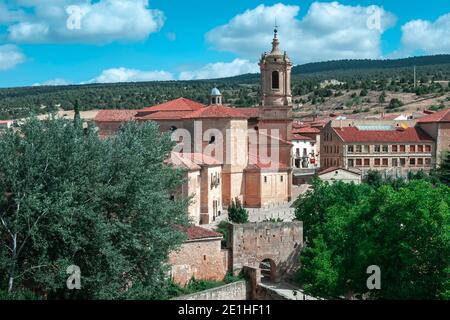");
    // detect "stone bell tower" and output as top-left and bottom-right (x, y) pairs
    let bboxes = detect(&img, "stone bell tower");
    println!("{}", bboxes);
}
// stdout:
(258, 26), (293, 141)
